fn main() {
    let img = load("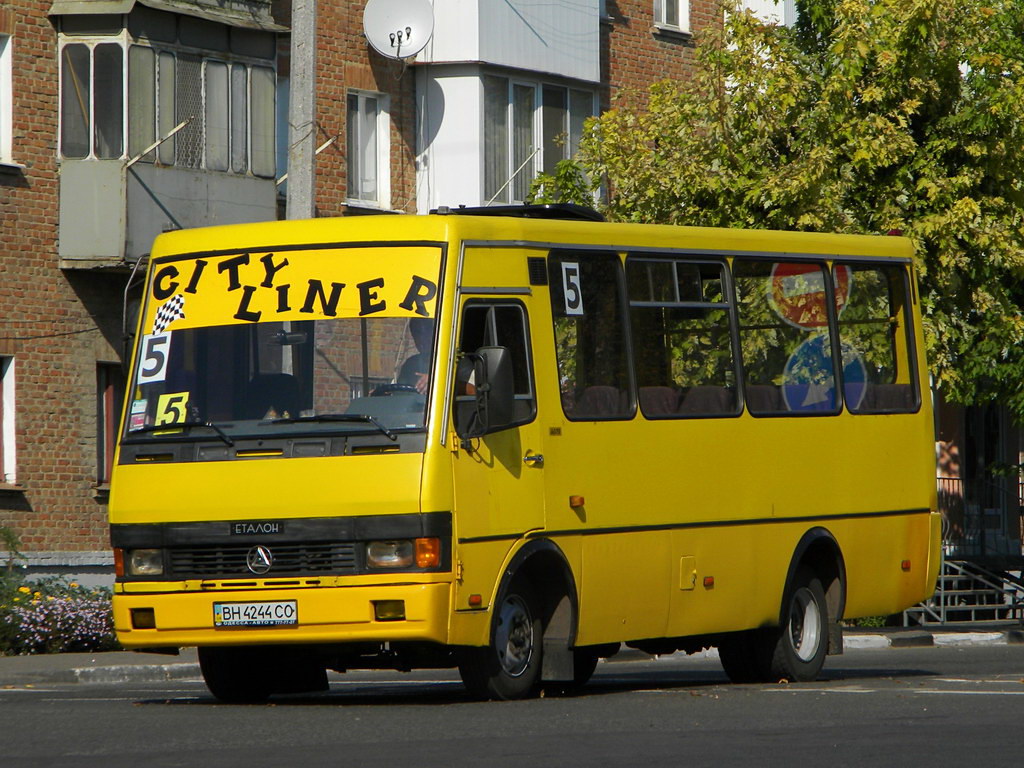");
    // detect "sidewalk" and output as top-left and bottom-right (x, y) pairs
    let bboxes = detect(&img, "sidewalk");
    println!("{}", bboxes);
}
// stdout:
(0, 648), (199, 687)
(1, 626), (1022, 687)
